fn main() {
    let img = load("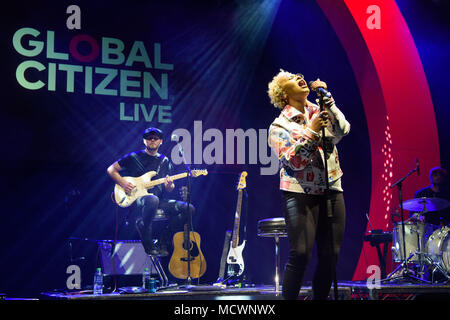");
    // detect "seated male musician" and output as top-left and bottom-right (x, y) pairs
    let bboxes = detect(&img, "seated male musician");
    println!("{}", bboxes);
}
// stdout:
(412, 167), (450, 226)
(107, 127), (195, 256)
